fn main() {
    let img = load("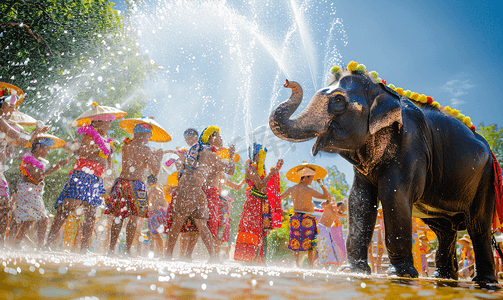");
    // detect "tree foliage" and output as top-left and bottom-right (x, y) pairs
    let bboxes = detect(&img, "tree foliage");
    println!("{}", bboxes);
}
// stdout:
(0, 0), (159, 140)
(478, 123), (503, 166)
(1, 0), (159, 210)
